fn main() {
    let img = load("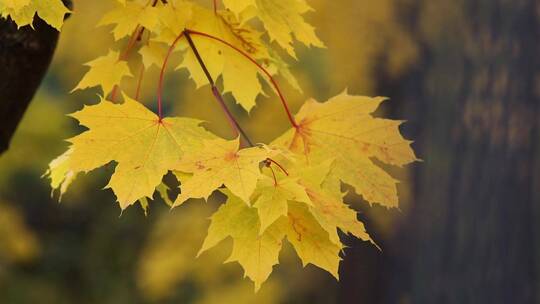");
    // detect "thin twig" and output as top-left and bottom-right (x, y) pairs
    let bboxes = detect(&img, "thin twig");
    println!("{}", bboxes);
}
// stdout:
(157, 31), (185, 119)
(185, 29), (298, 128)
(183, 29), (255, 147)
